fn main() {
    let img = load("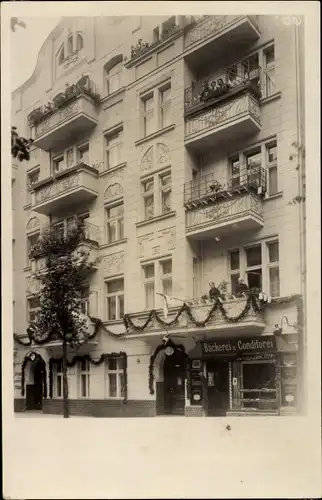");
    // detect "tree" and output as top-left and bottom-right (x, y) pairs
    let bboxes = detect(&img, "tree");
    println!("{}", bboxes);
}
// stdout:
(31, 217), (93, 418)
(11, 126), (33, 162)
